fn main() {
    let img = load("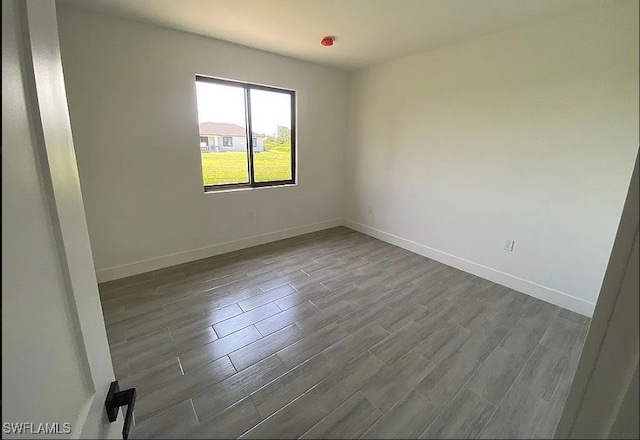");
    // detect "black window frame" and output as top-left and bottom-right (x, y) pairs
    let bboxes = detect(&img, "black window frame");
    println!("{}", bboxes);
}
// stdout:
(196, 75), (297, 192)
